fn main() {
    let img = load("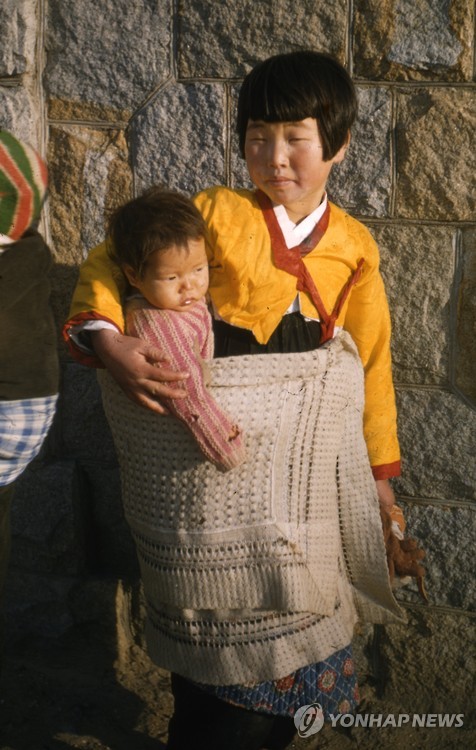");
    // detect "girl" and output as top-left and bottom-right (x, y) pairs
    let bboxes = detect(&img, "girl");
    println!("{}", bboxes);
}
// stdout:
(65, 52), (411, 749)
